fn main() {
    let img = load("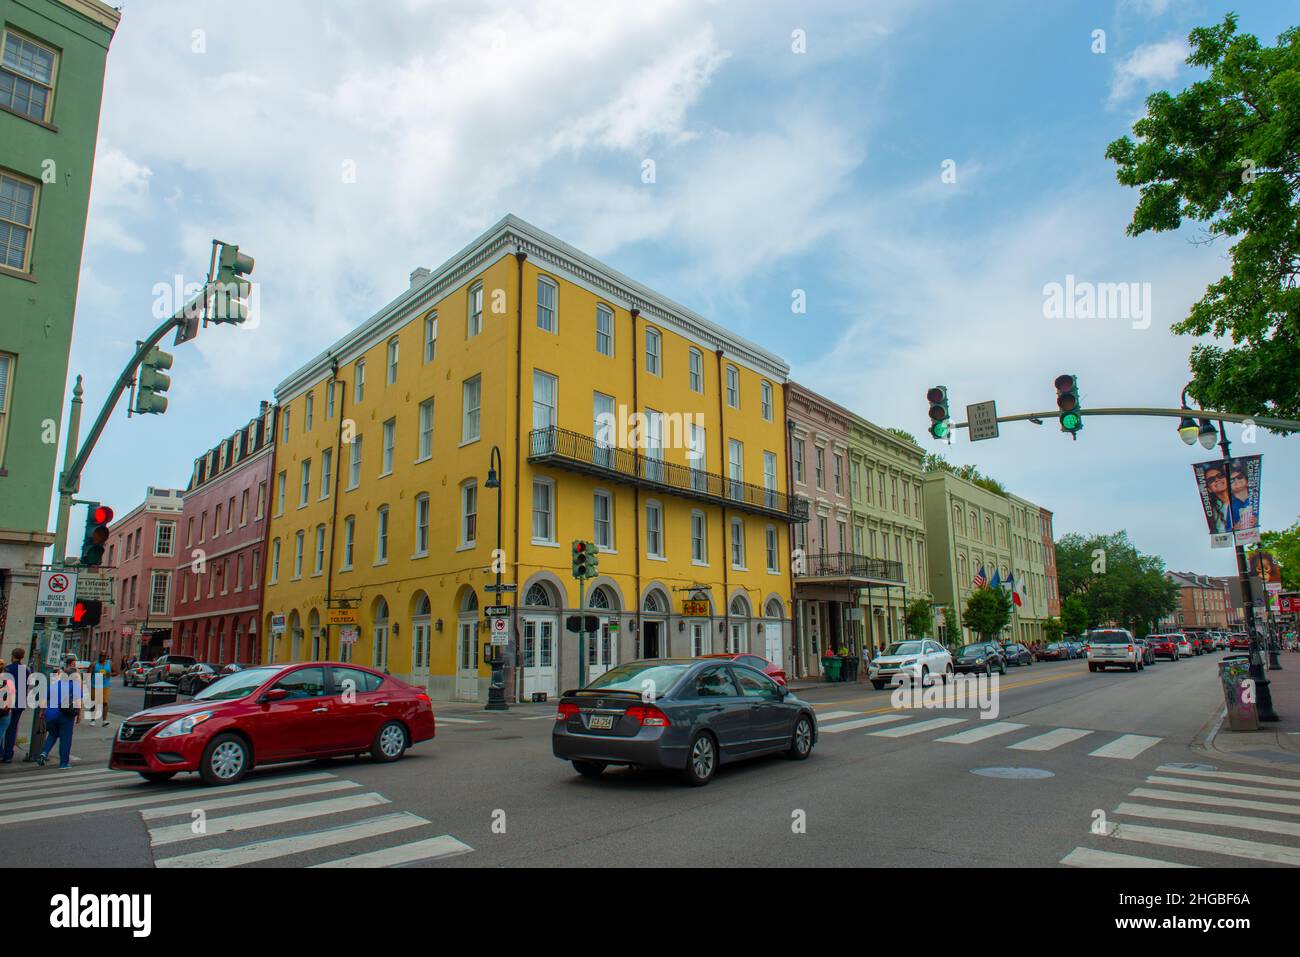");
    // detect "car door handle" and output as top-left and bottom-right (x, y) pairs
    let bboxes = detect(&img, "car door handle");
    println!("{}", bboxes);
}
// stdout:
(374, 701), (390, 707)
(312, 707), (328, 713)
